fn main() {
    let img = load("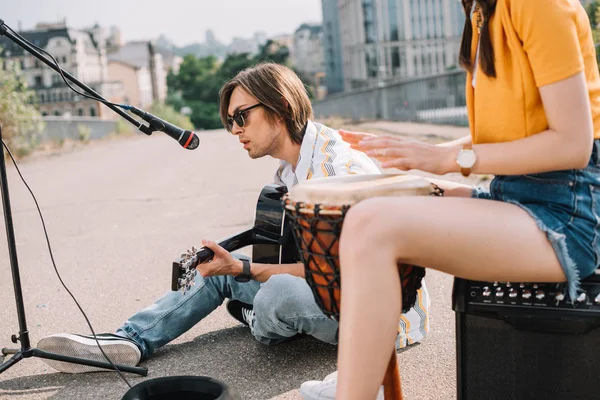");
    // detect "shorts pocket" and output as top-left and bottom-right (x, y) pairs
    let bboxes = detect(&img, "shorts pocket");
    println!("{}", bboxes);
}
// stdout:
(522, 170), (576, 185)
